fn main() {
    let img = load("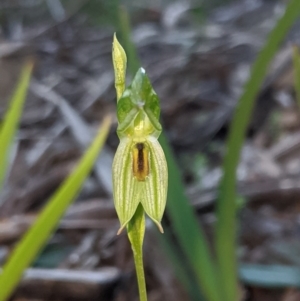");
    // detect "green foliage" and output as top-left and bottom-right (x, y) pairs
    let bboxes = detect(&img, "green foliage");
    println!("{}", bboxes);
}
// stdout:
(0, 116), (111, 301)
(0, 62), (33, 191)
(159, 135), (223, 301)
(216, 2), (300, 300)
(156, 229), (205, 301)
(117, 6), (140, 74)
